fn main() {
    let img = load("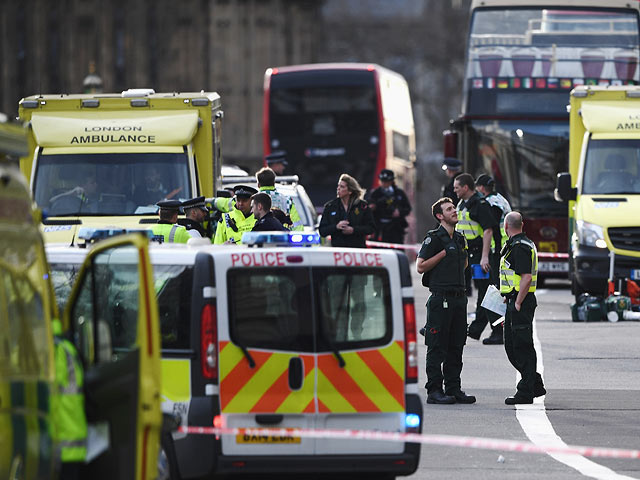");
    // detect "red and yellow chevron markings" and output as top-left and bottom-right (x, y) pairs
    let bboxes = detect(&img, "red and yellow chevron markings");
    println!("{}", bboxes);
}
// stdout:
(317, 341), (405, 413)
(219, 341), (315, 414)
